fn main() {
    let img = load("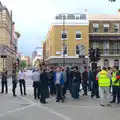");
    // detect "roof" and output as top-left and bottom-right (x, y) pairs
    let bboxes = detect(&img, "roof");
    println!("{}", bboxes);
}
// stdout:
(88, 14), (120, 21)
